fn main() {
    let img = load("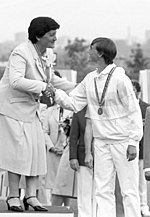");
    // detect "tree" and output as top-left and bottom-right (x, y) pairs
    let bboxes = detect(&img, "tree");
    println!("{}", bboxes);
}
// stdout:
(126, 43), (150, 80)
(64, 38), (89, 82)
